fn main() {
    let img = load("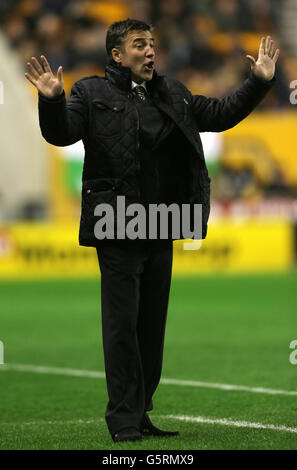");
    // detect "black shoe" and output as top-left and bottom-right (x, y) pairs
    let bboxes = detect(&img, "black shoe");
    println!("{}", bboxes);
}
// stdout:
(112, 427), (142, 442)
(140, 413), (179, 437)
